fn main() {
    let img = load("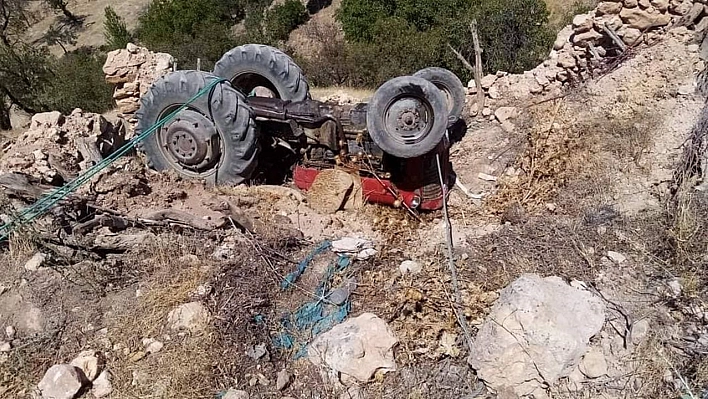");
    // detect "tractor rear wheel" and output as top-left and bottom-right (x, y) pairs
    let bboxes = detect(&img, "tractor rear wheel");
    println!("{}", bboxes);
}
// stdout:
(366, 76), (448, 159)
(135, 70), (259, 186)
(413, 67), (465, 125)
(213, 44), (310, 101)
